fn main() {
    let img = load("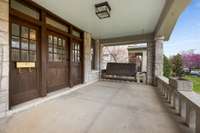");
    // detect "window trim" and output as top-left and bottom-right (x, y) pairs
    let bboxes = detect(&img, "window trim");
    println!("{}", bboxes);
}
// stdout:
(47, 34), (67, 63)
(11, 22), (37, 62)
